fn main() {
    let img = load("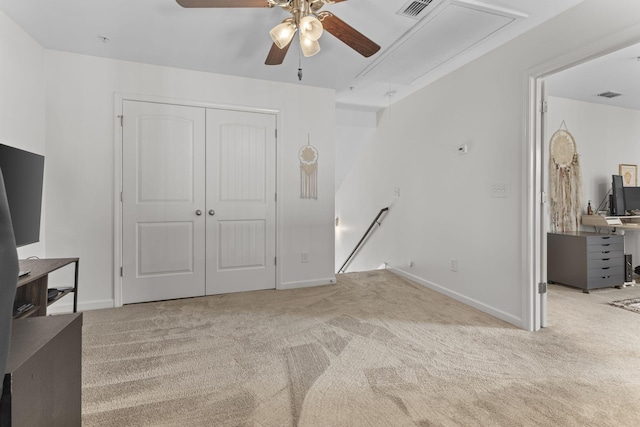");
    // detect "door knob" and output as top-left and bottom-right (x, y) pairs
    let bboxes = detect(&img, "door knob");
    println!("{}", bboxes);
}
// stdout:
(208, 210), (215, 216)
(195, 210), (202, 216)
